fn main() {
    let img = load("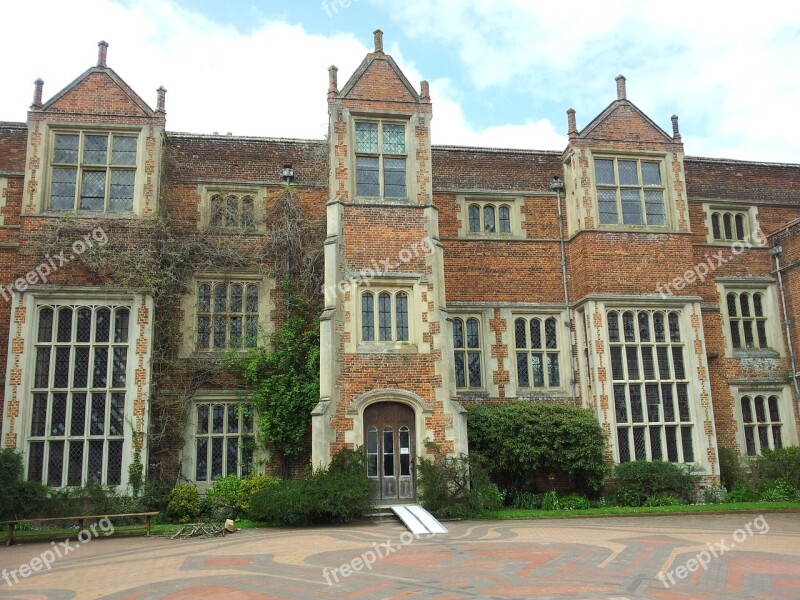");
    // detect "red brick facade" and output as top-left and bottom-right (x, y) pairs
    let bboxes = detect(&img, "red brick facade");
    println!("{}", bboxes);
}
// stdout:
(1, 35), (798, 491)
